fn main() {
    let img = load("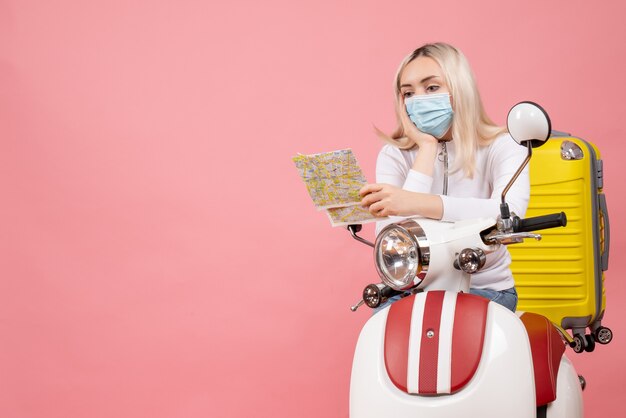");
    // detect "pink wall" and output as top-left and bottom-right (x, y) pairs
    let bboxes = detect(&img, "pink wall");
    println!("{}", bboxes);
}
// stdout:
(1, 1), (625, 417)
